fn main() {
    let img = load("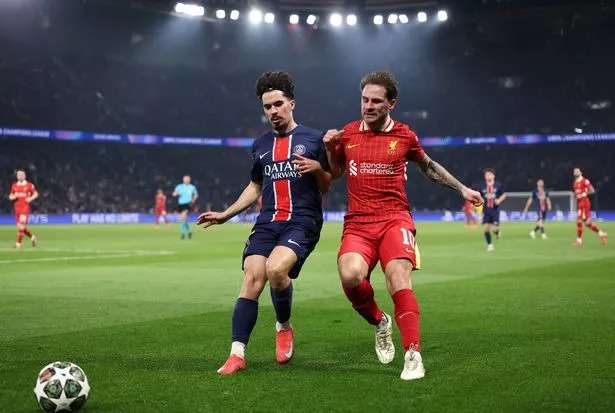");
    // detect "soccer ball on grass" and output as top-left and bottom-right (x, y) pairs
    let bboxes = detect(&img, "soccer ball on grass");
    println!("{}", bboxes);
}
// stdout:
(33, 361), (90, 412)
